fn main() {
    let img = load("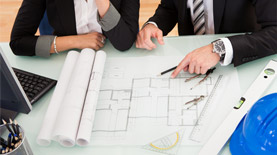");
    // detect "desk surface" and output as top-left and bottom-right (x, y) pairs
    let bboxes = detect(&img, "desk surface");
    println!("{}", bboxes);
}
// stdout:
(1, 34), (276, 155)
